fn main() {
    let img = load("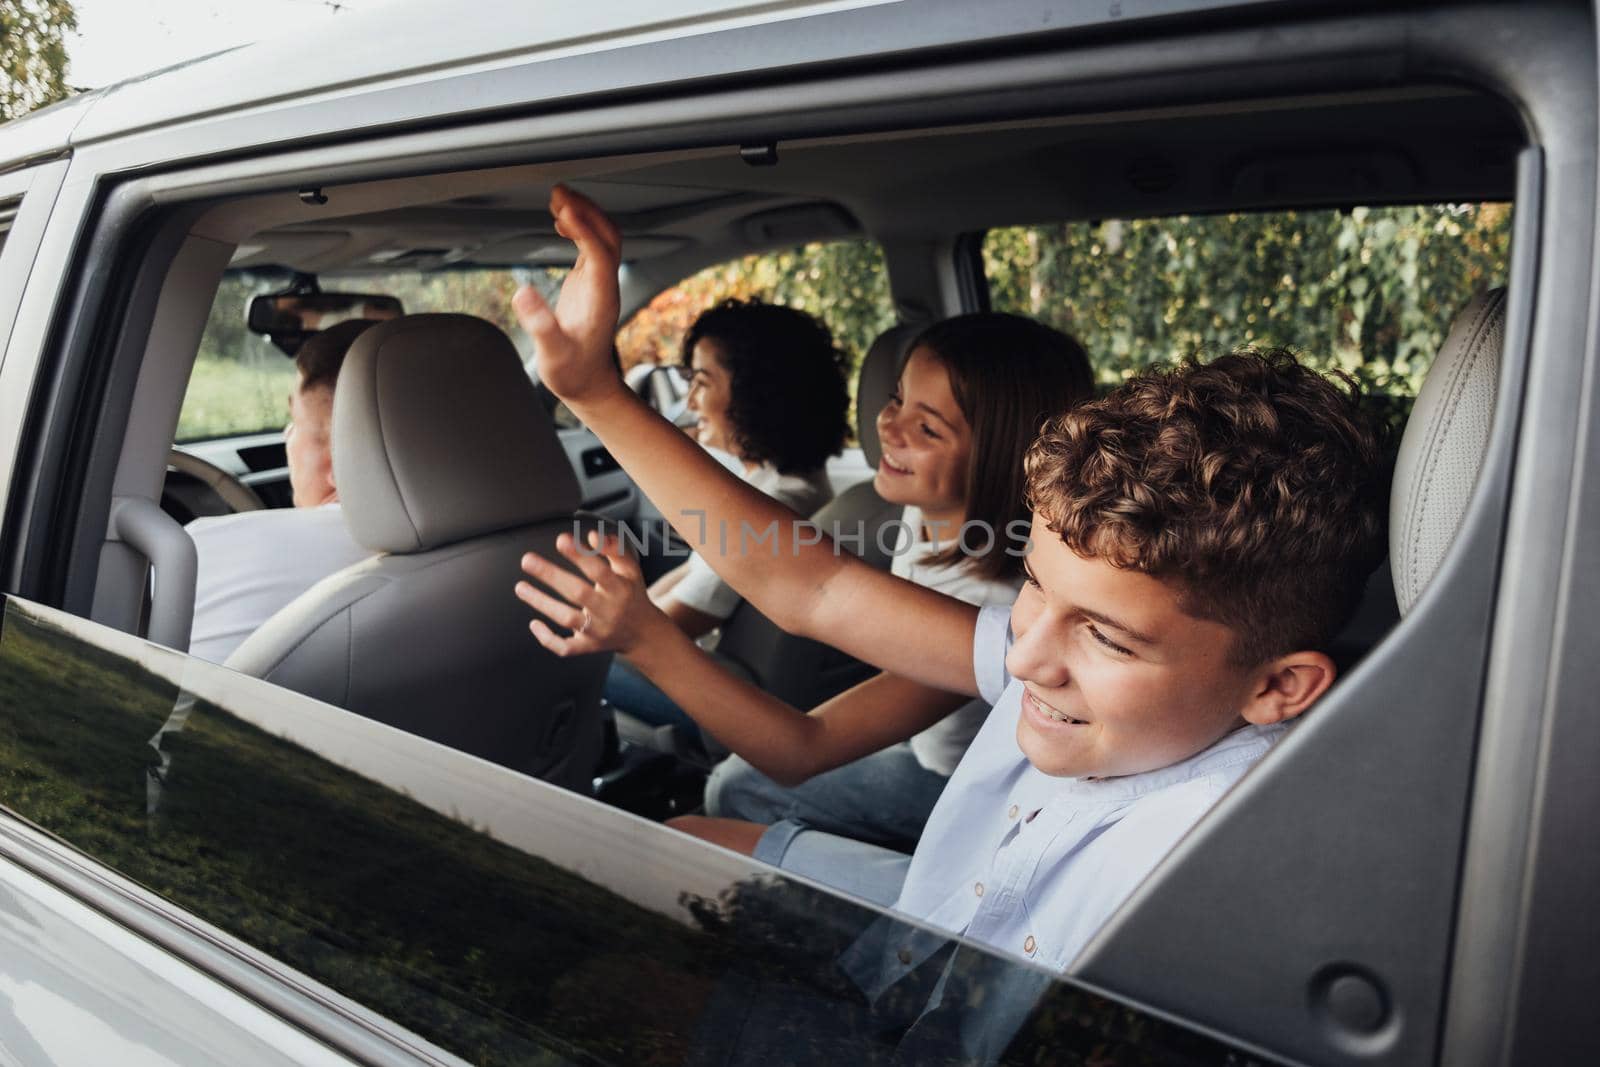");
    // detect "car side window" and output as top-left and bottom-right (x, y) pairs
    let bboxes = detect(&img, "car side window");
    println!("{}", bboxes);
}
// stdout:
(177, 272), (302, 443)
(176, 267), (568, 443)
(983, 204), (1512, 425)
